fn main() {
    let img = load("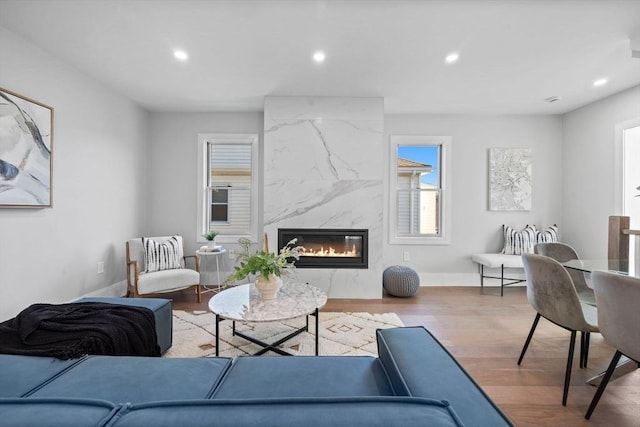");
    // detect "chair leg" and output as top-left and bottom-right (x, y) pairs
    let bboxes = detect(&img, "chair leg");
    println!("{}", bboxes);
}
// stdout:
(580, 332), (586, 368)
(196, 285), (202, 303)
(518, 313), (541, 365)
(500, 264), (504, 297)
(582, 332), (590, 368)
(579, 332), (583, 368)
(585, 350), (623, 419)
(563, 331), (577, 406)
